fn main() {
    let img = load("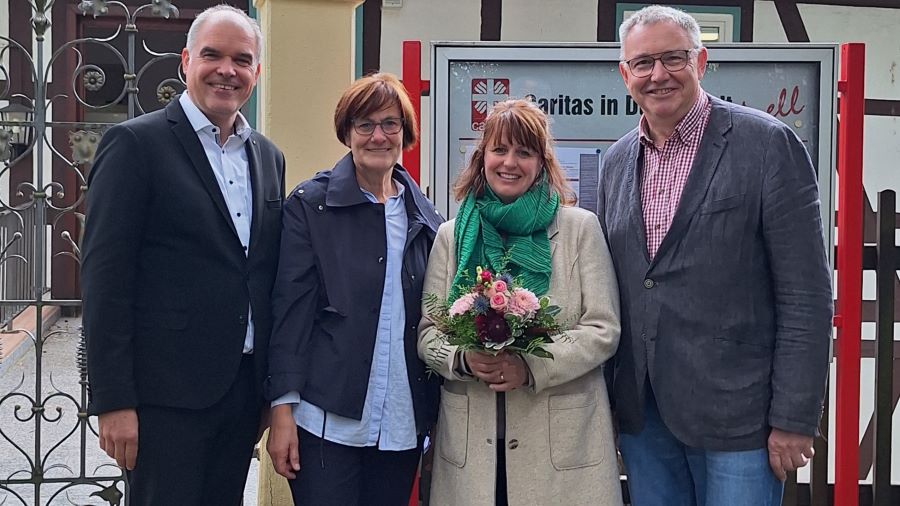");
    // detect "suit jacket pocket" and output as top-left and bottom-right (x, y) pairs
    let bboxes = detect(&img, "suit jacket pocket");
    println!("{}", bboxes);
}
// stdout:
(700, 194), (744, 214)
(548, 391), (605, 470)
(436, 386), (469, 468)
(266, 198), (282, 209)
